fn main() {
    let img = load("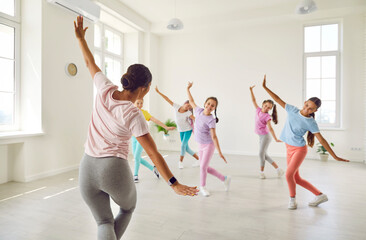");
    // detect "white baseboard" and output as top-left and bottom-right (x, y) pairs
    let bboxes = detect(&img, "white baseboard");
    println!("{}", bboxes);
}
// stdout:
(24, 164), (79, 182)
